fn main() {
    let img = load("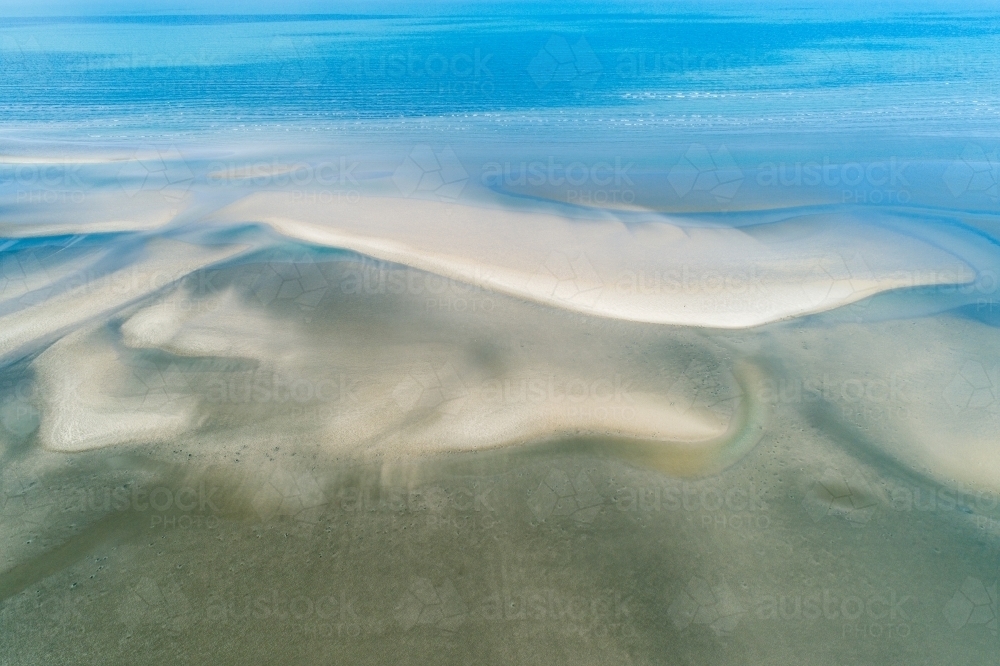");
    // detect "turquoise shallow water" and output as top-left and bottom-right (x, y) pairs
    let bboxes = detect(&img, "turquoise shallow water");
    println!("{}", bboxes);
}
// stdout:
(2, 9), (1000, 141)
(4, 8), (1000, 223)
